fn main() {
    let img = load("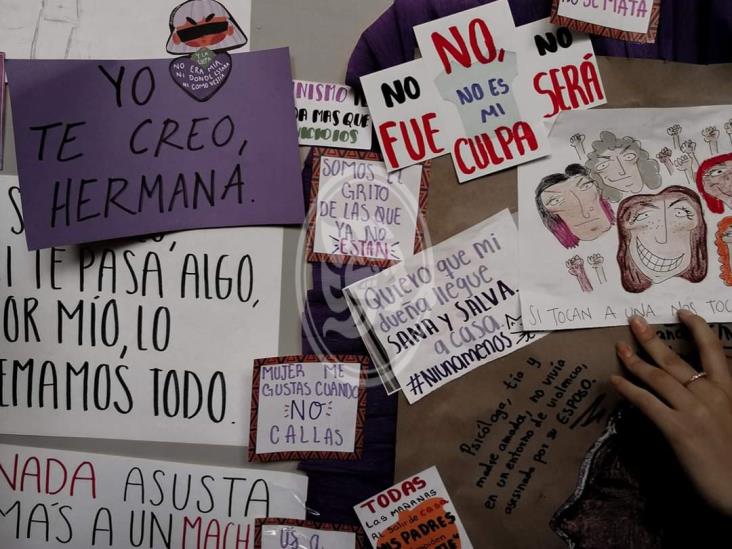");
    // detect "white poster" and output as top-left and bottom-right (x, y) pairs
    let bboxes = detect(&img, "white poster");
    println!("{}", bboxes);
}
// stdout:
(257, 519), (360, 549)
(362, 1), (550, 183)
(248, 355), (366, 461)
(294, 80), (372, 149)
(557, 0), (653, 34)
(308, 150), (426, 265)
(360, 59), (452, 172)
(513, 18), (606, 123)
(0, 0), (251, 59)
(355, 466), (472, 549)
(0, 173), (284, 445)
(344, 210), (541, 403)
(519, 106), (732, 331)
(361, 5), (606, 183)
(0, 444), (307, 548)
